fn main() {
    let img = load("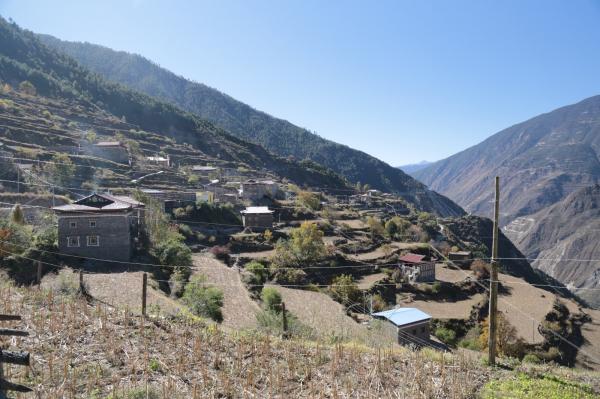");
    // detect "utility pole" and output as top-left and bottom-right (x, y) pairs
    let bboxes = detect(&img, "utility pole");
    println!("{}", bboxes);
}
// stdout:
(488, 176), (500, 366)
(141, 273), (147, 317)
